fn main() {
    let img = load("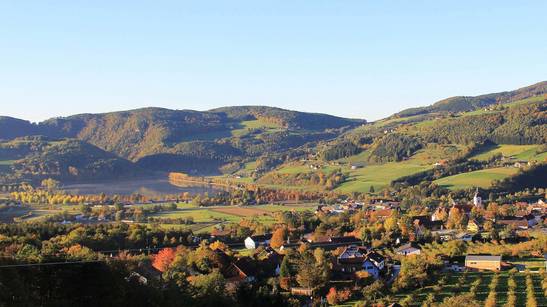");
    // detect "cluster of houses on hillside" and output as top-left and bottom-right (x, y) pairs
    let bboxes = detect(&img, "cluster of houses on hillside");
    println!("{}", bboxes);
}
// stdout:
(199, 192), (547, 293)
